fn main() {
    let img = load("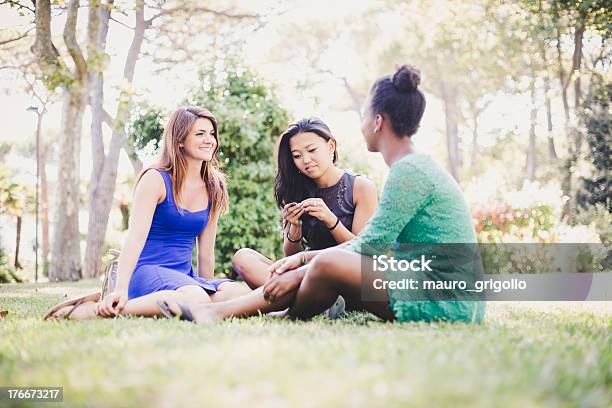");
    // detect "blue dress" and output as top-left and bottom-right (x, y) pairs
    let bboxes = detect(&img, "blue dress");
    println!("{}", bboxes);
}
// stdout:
(128, 169), (232, 300)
